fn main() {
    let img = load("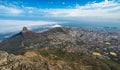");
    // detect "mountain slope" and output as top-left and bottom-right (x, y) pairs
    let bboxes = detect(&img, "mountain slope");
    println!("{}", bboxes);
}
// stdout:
(0, 27), (120, 70)
(0, 27), (73, 54)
